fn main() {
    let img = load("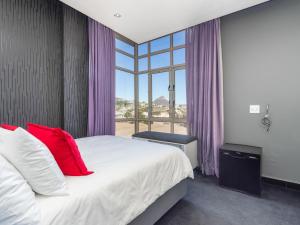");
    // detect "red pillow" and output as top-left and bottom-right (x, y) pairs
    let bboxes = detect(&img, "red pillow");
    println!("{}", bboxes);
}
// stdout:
(0, 124), (18, 131)
(27, 123), (93, 176)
